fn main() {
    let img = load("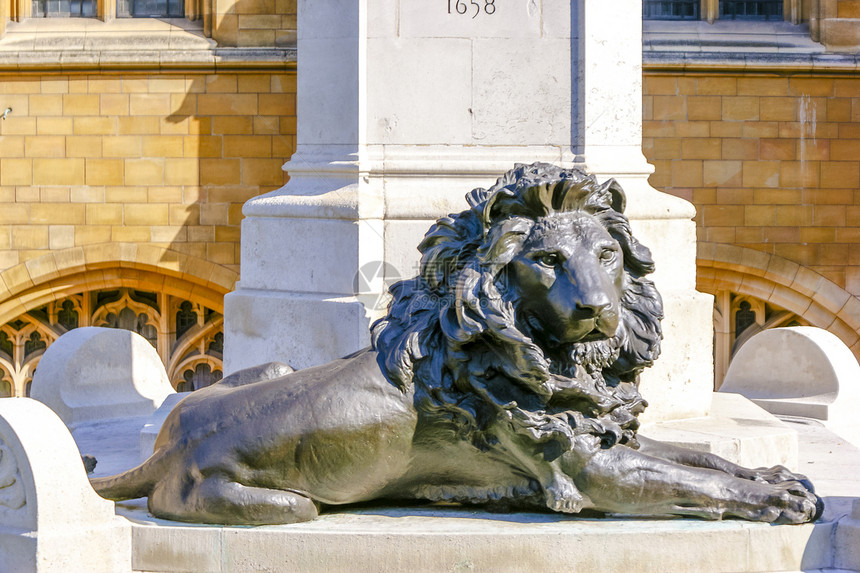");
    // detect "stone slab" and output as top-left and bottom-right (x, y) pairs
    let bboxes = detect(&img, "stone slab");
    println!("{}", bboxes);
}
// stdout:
(119, 502), (833, 573)
(59, 390), (852, 573)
